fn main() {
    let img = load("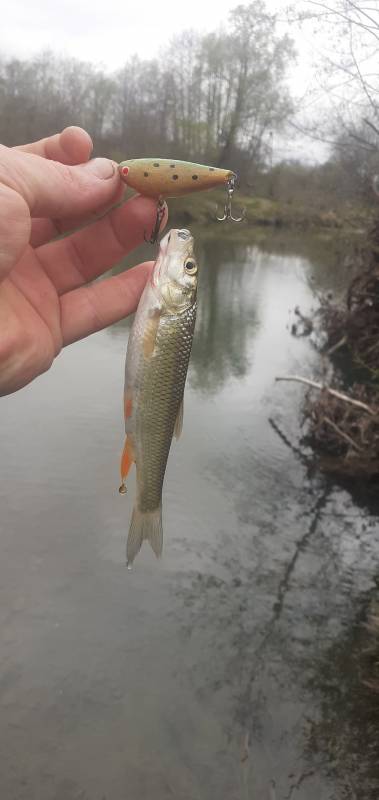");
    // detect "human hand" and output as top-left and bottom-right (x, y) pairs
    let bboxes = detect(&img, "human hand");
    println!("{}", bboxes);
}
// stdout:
(0, 126), (166, 396)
